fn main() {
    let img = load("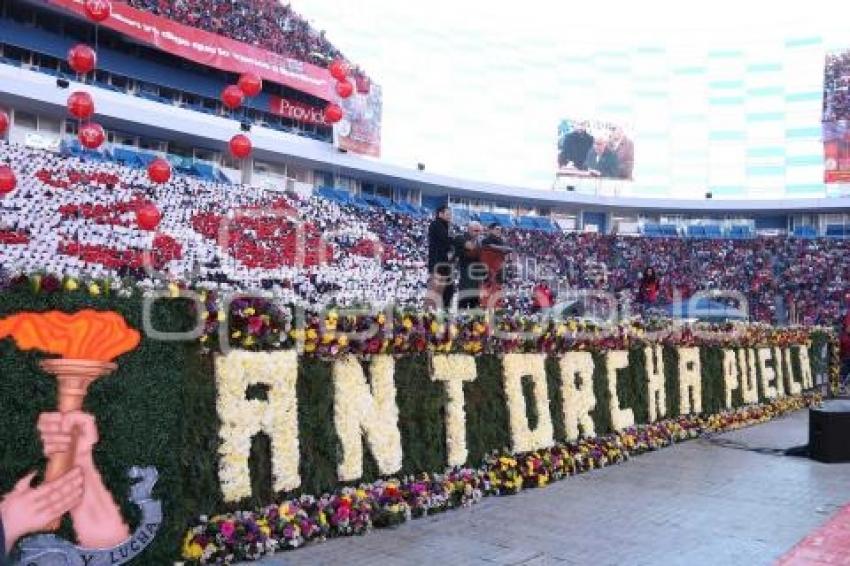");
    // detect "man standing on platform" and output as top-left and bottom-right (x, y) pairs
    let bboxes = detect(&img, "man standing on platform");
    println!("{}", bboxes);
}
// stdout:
(456, 221), (485, 309)
(426, 205), (455, 310)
